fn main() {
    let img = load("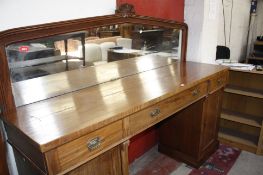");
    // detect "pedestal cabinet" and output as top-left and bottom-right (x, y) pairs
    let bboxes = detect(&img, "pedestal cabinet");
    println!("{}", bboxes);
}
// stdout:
(159, 88), (223, 167)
